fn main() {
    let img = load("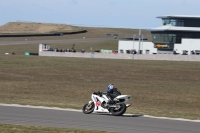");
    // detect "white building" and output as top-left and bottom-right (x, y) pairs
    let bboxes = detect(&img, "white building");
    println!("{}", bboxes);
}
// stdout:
(118, 40), (156, 54)
(118, 15), (200, 55)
